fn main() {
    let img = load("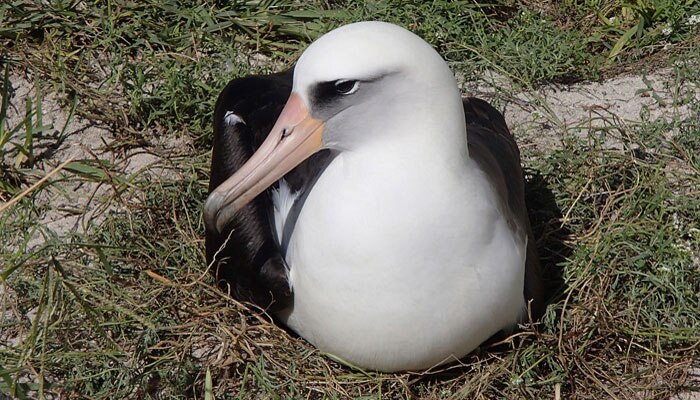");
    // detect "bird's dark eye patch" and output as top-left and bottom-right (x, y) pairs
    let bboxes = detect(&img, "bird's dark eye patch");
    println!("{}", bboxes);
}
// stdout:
(334, 80), (359, 95)
(311, 80), (362, 106)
